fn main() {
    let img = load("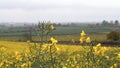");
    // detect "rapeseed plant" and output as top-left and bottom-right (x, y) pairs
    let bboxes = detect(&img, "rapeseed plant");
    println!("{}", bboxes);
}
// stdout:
(80, 30), (86, 44)
(80, 30), (92, 45)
